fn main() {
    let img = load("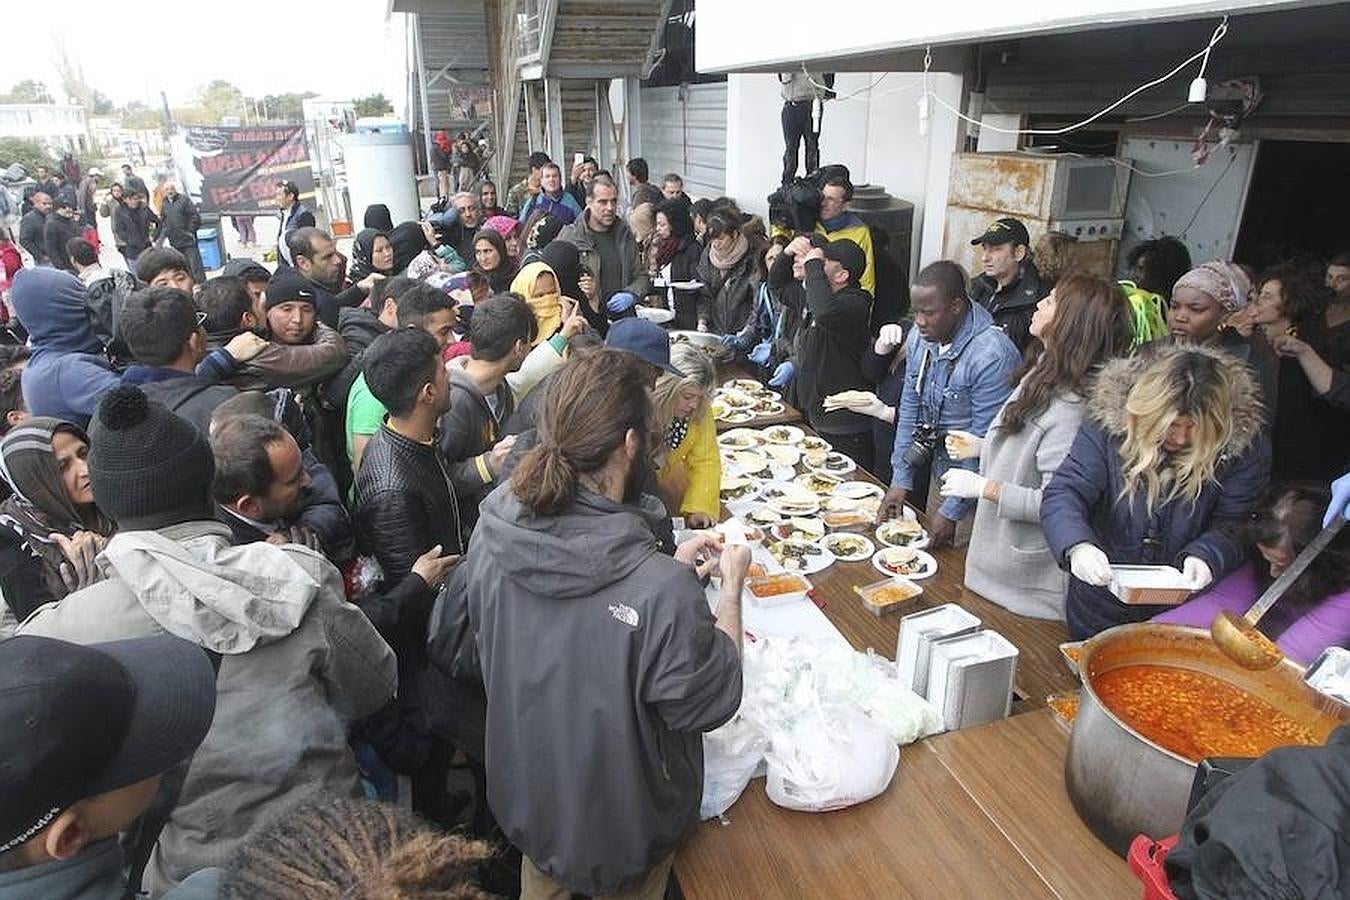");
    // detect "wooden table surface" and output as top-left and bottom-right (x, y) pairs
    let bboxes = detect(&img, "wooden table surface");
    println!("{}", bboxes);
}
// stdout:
(677, 386), (1136, 899)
